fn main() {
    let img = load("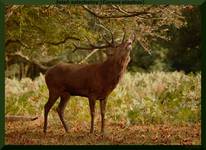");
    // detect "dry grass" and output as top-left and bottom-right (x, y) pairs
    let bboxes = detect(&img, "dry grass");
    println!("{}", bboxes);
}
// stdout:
(5, 118), (200, 145)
